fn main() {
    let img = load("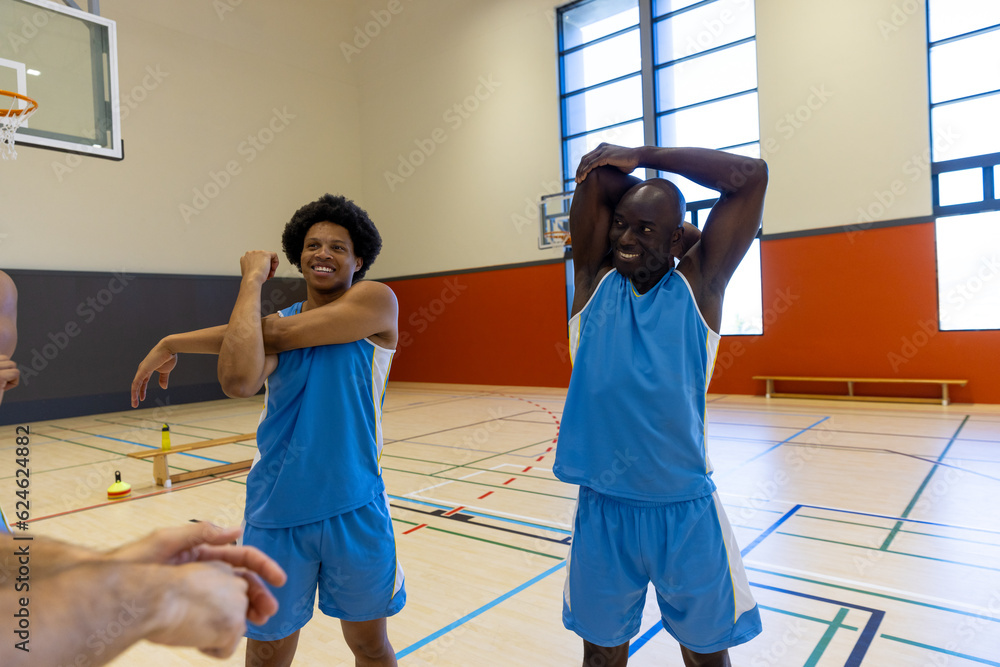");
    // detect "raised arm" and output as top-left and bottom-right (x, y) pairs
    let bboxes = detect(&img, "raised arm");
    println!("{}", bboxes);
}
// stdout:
(642, 148), (766, 292)
(568, 165), (641, 315)
(217, 251), (279, 399)
(577, 144), (767, 329)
